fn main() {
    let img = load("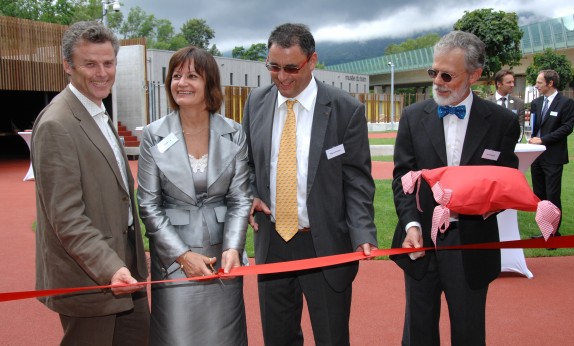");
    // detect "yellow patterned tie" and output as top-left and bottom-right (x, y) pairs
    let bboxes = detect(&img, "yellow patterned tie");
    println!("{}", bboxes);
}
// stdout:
(275, 100), (299, 241)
